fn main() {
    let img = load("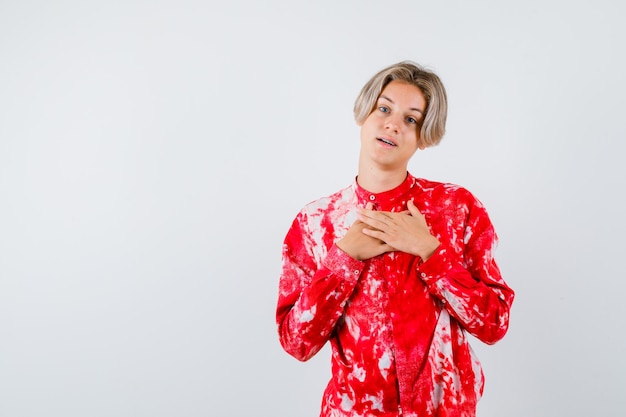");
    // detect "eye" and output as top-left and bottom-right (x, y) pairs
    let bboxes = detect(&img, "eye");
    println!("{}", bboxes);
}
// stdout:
(406, 116), (418, 124)
(378, 106), (390, 113)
